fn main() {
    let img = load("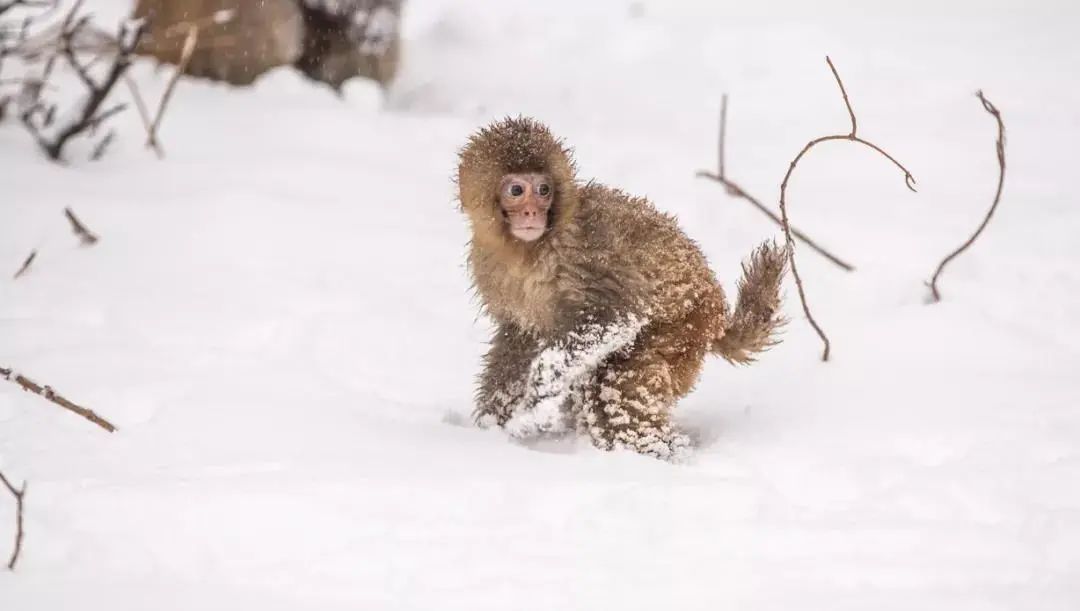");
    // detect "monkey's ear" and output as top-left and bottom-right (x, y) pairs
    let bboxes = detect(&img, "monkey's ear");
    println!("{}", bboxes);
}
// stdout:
(457, 163), (497, 213)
